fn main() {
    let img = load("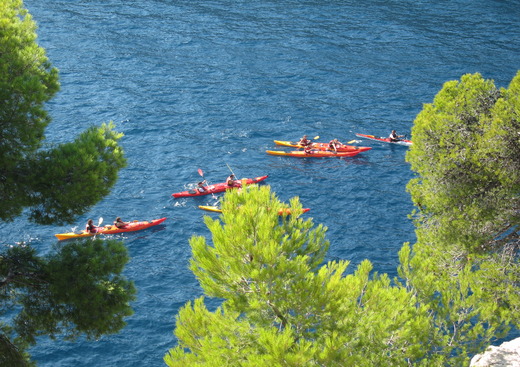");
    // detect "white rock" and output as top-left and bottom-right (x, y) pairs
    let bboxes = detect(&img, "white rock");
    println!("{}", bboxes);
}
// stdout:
(470, 337), (520, 367)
